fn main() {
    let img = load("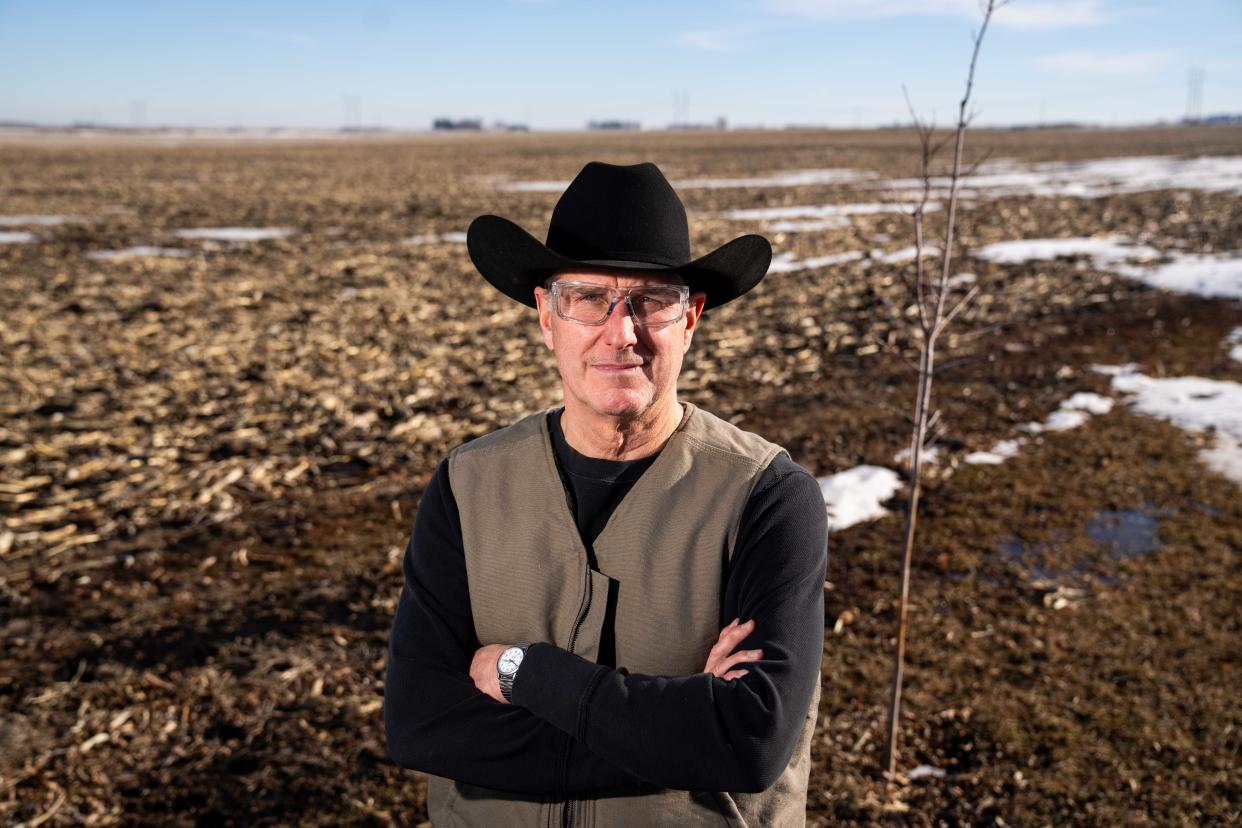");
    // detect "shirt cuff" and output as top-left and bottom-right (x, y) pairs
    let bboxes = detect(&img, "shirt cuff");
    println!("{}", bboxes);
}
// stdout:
(510, 642), (608, 740)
